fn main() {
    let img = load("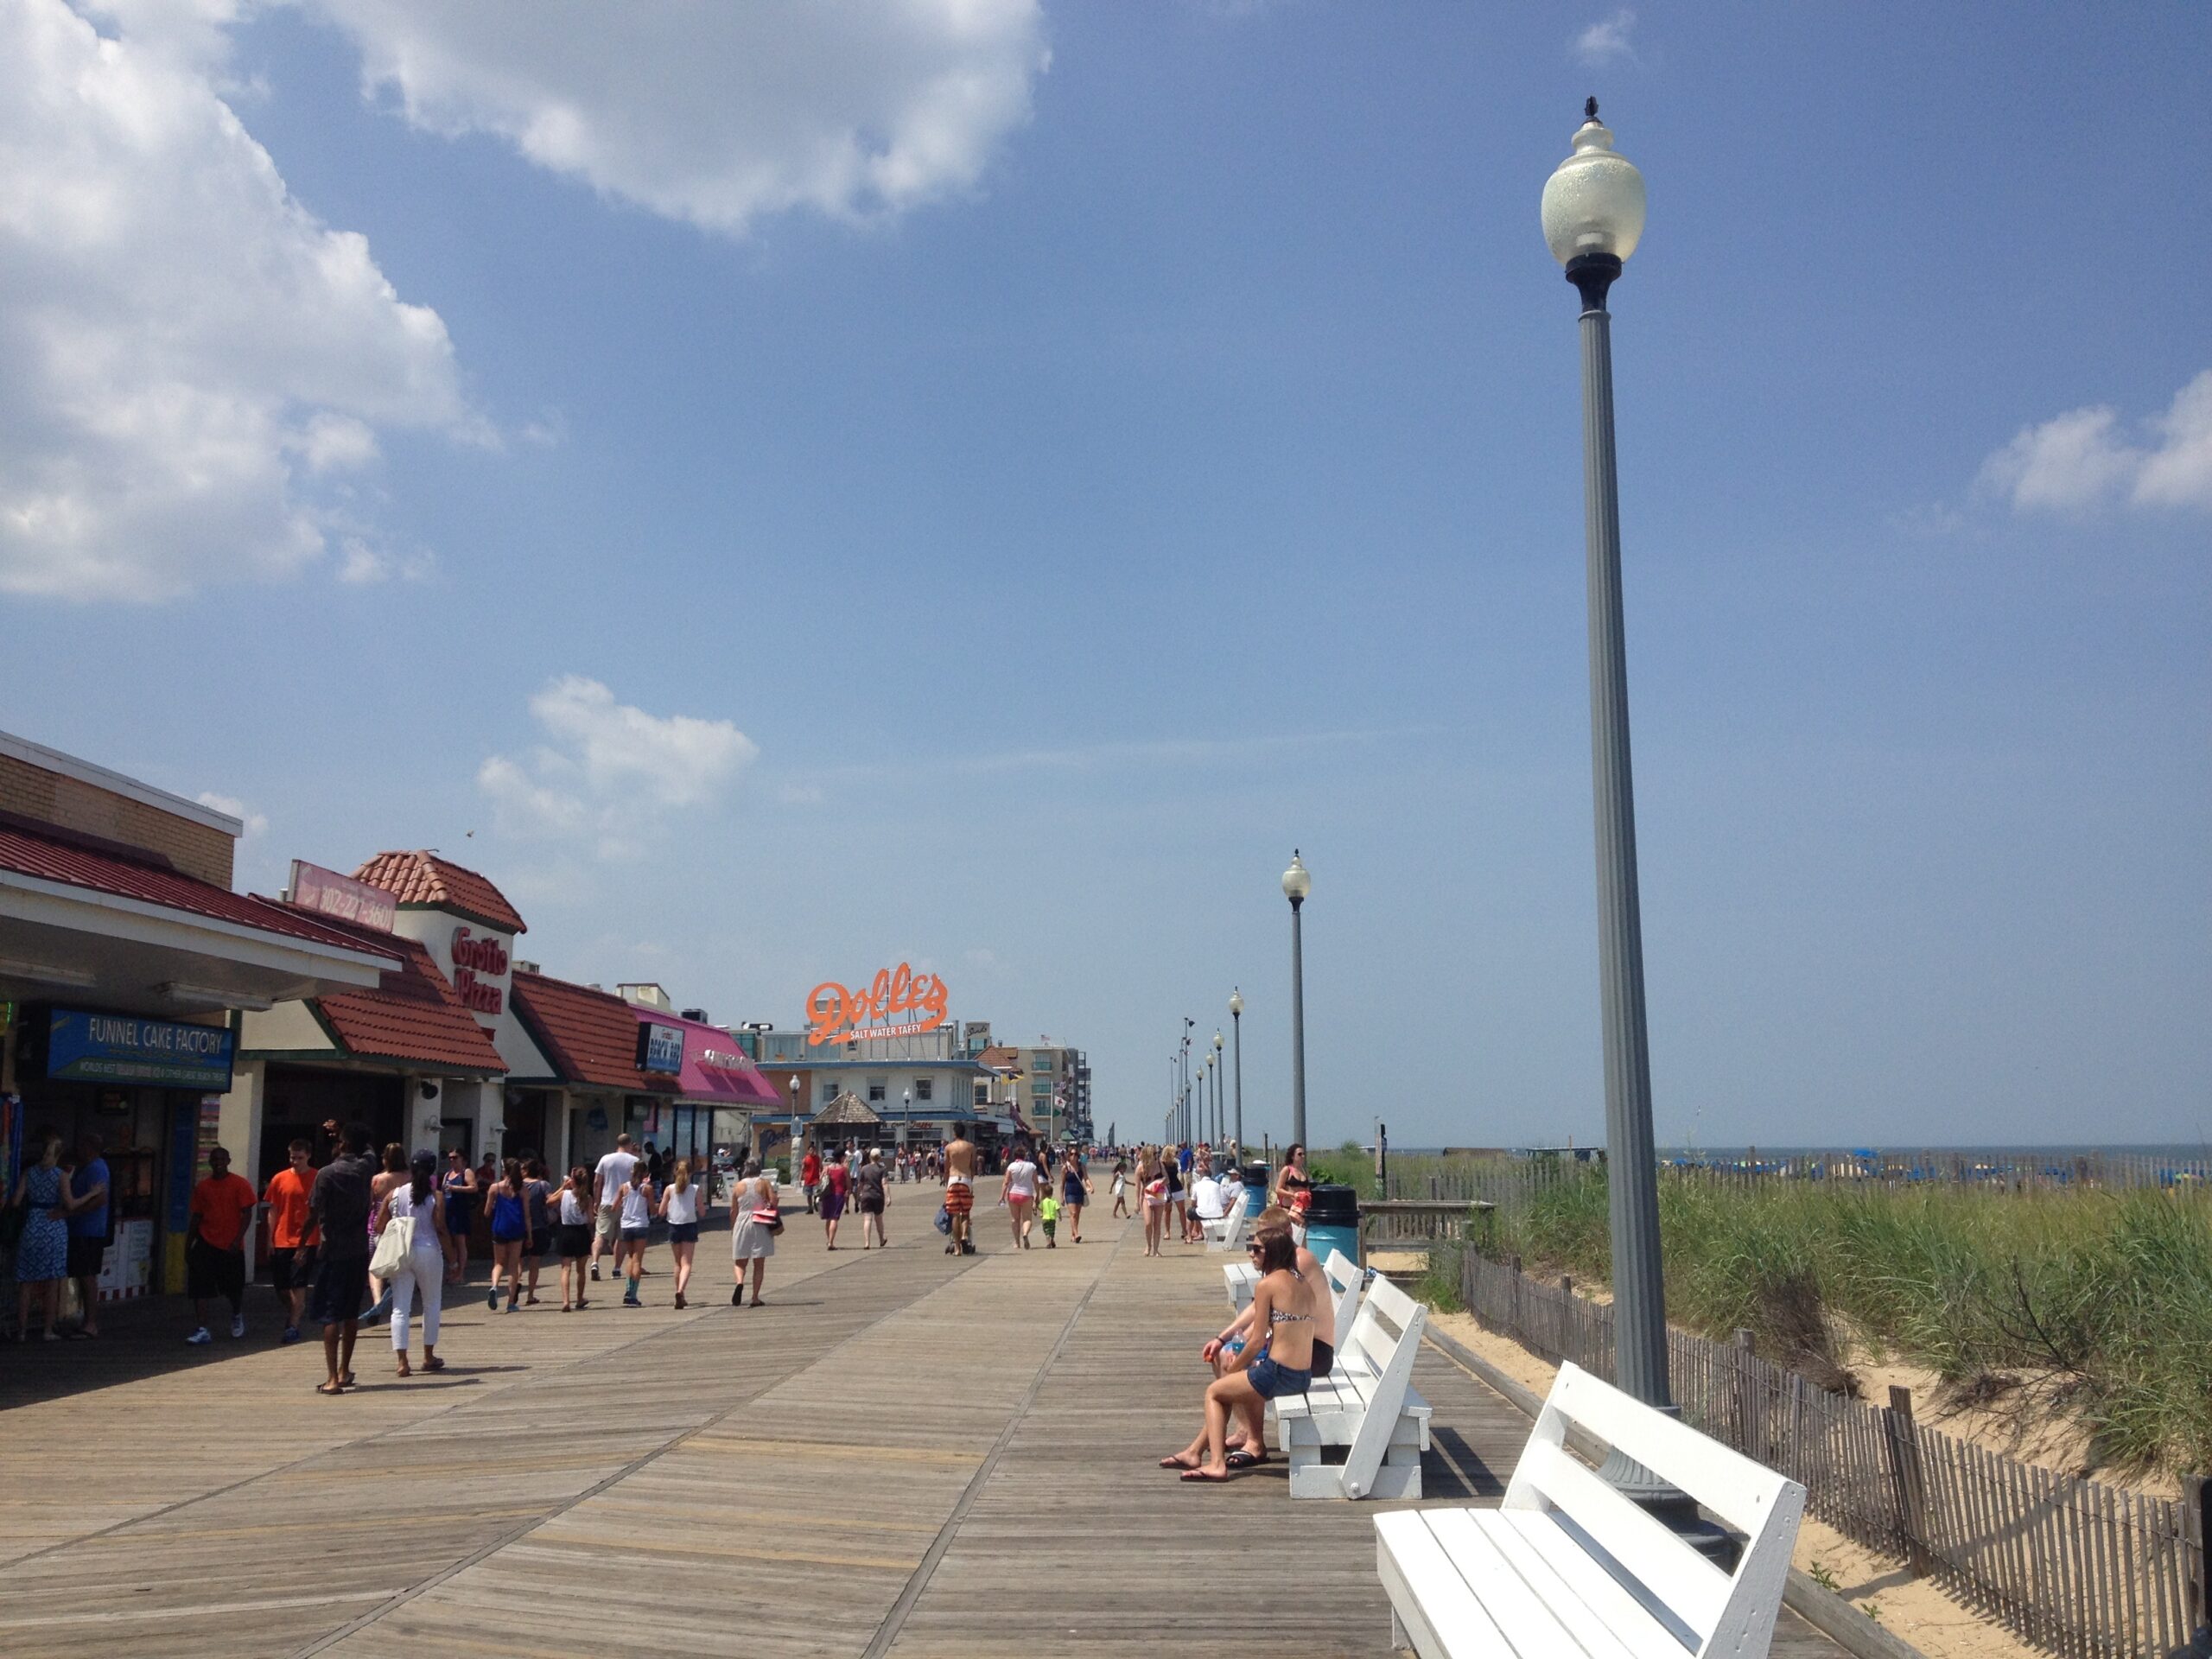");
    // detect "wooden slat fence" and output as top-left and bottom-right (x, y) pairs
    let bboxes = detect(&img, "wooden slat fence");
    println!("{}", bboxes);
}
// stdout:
(1453, 1247), (2204, 1659)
